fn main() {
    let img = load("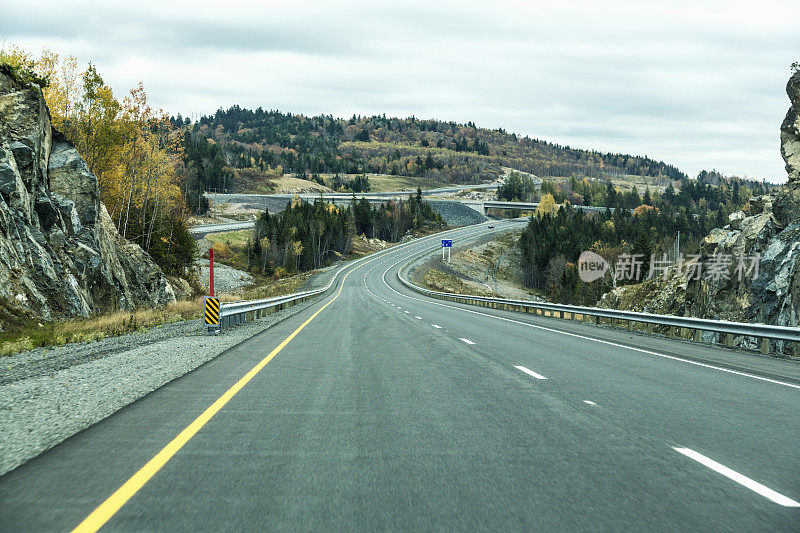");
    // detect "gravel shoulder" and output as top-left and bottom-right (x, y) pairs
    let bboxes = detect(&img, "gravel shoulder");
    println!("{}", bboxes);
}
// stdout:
(197, 259), (253, 294)
(0, 294), (324, 476)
